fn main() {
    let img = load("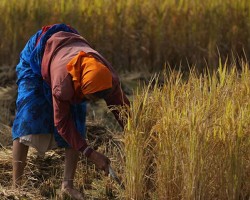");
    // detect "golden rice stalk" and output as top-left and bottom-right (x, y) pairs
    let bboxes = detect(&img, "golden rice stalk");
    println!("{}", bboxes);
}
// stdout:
(123, 62), (250, 199)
